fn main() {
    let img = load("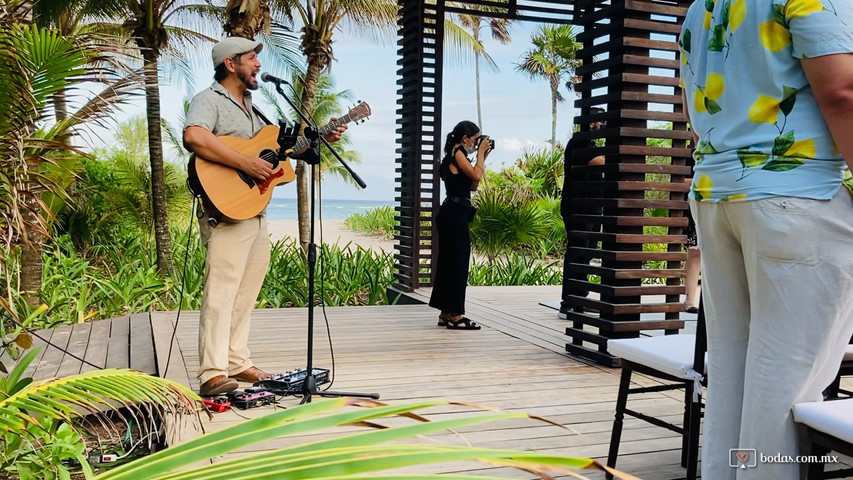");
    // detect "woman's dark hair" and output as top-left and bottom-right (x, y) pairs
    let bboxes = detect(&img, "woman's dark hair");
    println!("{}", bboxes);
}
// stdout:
(443, 120), (479, 155)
